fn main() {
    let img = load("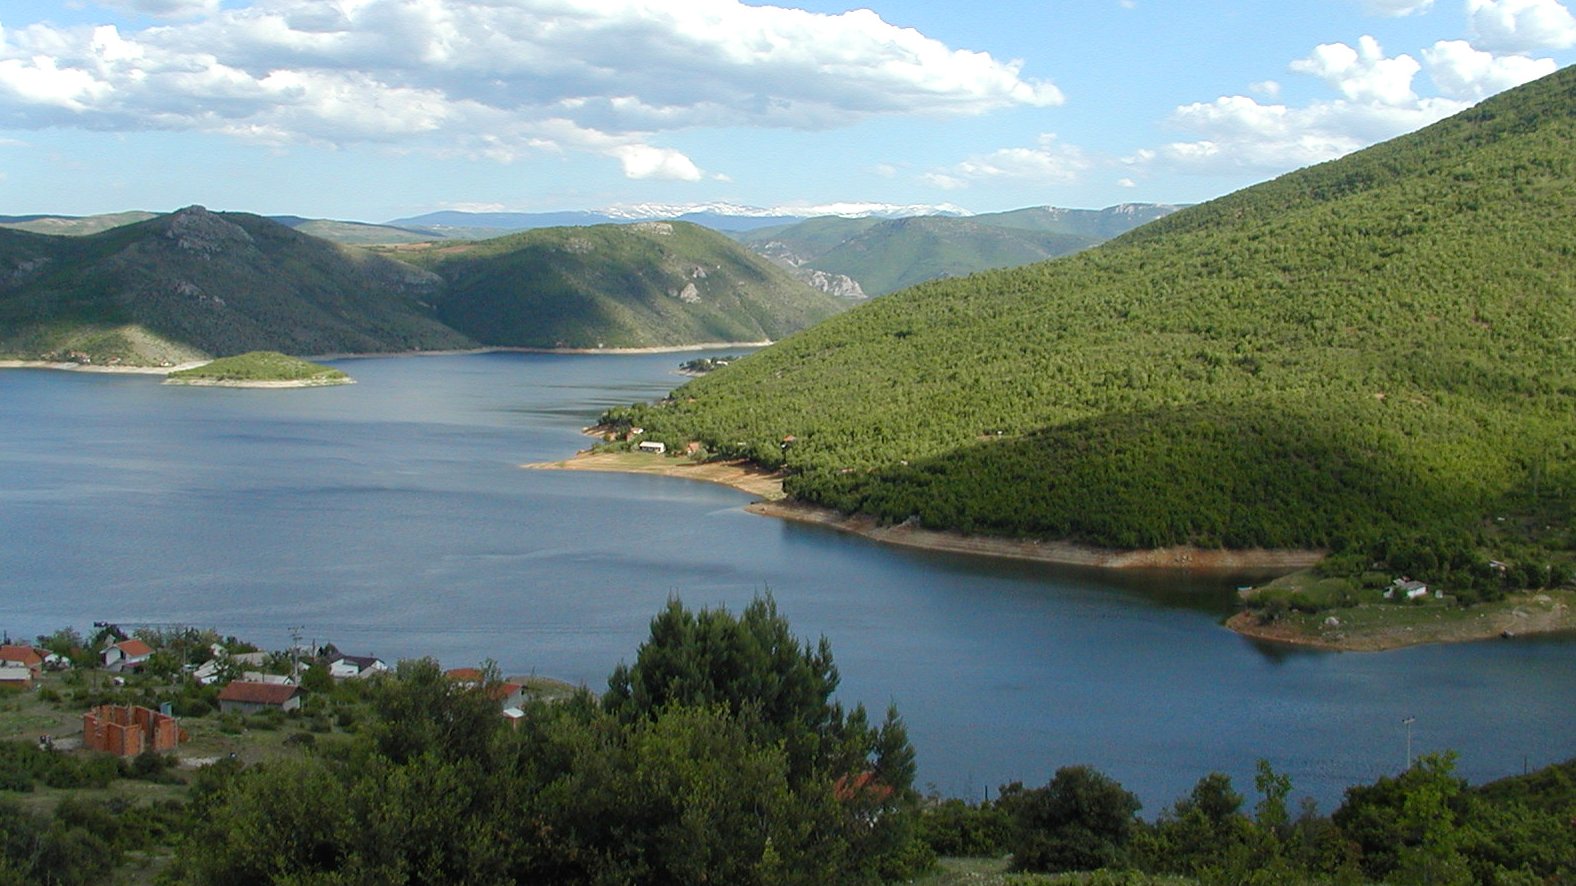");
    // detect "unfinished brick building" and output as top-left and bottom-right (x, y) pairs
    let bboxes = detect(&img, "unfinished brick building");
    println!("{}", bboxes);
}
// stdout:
(81, 705), (182, 756)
